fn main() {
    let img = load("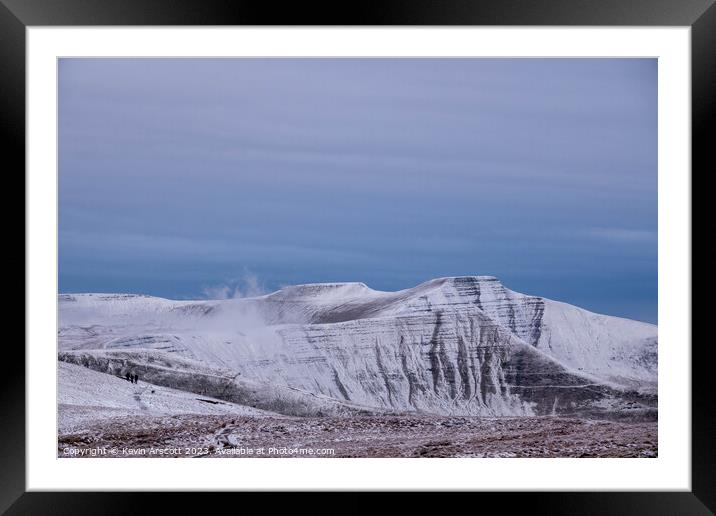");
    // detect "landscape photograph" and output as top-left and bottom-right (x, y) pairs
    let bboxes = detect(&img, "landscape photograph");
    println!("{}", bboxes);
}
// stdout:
(58, 58), (657, 458)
